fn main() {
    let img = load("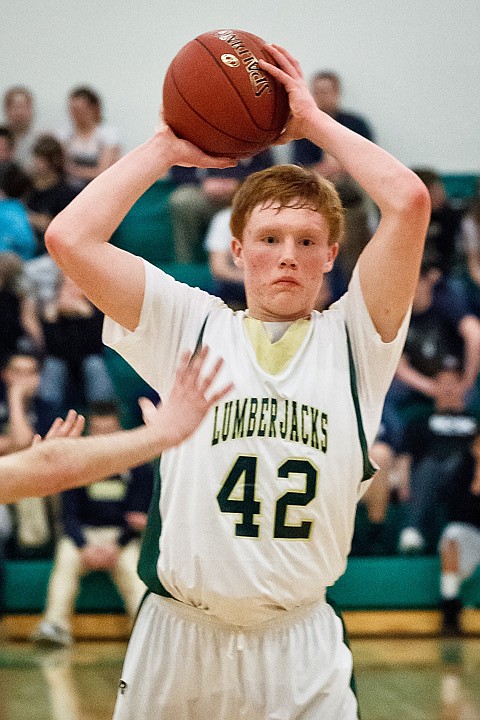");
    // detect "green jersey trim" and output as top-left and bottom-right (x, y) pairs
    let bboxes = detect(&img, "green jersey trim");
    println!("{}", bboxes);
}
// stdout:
(345, 325), (376, 482)
(137, 461), (173, 597)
